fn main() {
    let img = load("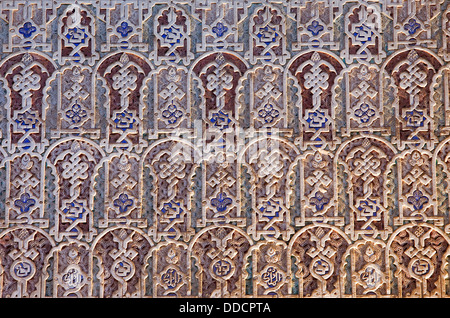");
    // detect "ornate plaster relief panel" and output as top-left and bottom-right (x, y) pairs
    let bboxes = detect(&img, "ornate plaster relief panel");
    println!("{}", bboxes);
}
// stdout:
(0, 0), (450, 298)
